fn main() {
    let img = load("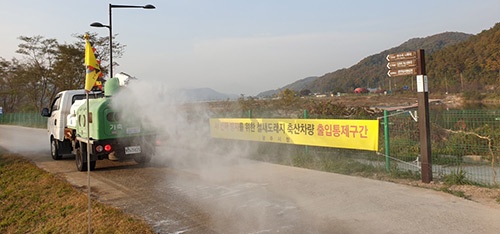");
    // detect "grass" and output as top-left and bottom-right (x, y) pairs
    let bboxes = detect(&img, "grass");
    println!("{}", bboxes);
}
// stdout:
(442, 169), (469, 185)
(249, 143), (414, 179)
(0, 152), (154, 234)
(438, 187), (469, 199)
